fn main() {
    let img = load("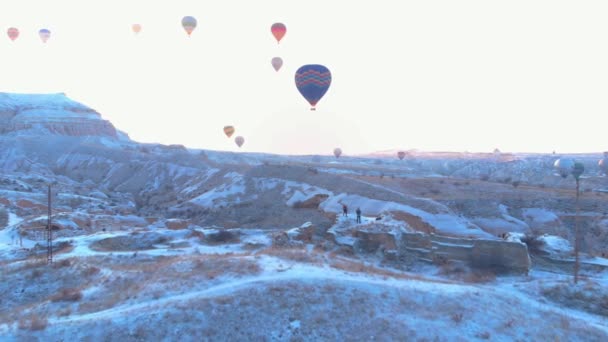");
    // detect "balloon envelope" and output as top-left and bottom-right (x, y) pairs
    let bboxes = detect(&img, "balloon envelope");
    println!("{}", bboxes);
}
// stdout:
(132, 24), (142, 34)
(38, 29), (51, 43)
(182, 16), (197, 36)
(398, 151), (406, 160)
(223, 126), (235, 138)
(271, 23), (286, 43)
(271, 57), (283, 72)
(7, 28), (19, 41)
(295, 64), (332, 110)
(235, 136), (245, 148)
(554, 158), (575, 178)
(333, 148), (342, 158)
(599, 158), (608, 175)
